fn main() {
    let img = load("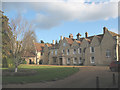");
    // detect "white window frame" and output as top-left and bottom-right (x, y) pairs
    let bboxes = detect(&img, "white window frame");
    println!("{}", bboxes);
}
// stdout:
(79, 57), (82, 64)
(78, 48), (81, 54)
(73, 58), (77, 64)
(90, 47), (94, 53)
(90, 57), (95, 64)
(62, 49), (65, 54)
(51, 50), (53, 55)
(67, 49), (70, 55)
(106, 49), (111, 58)
(73, 49), (76, 54)
(55, 49), (57, 55)
(67, 58), (70, 64)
